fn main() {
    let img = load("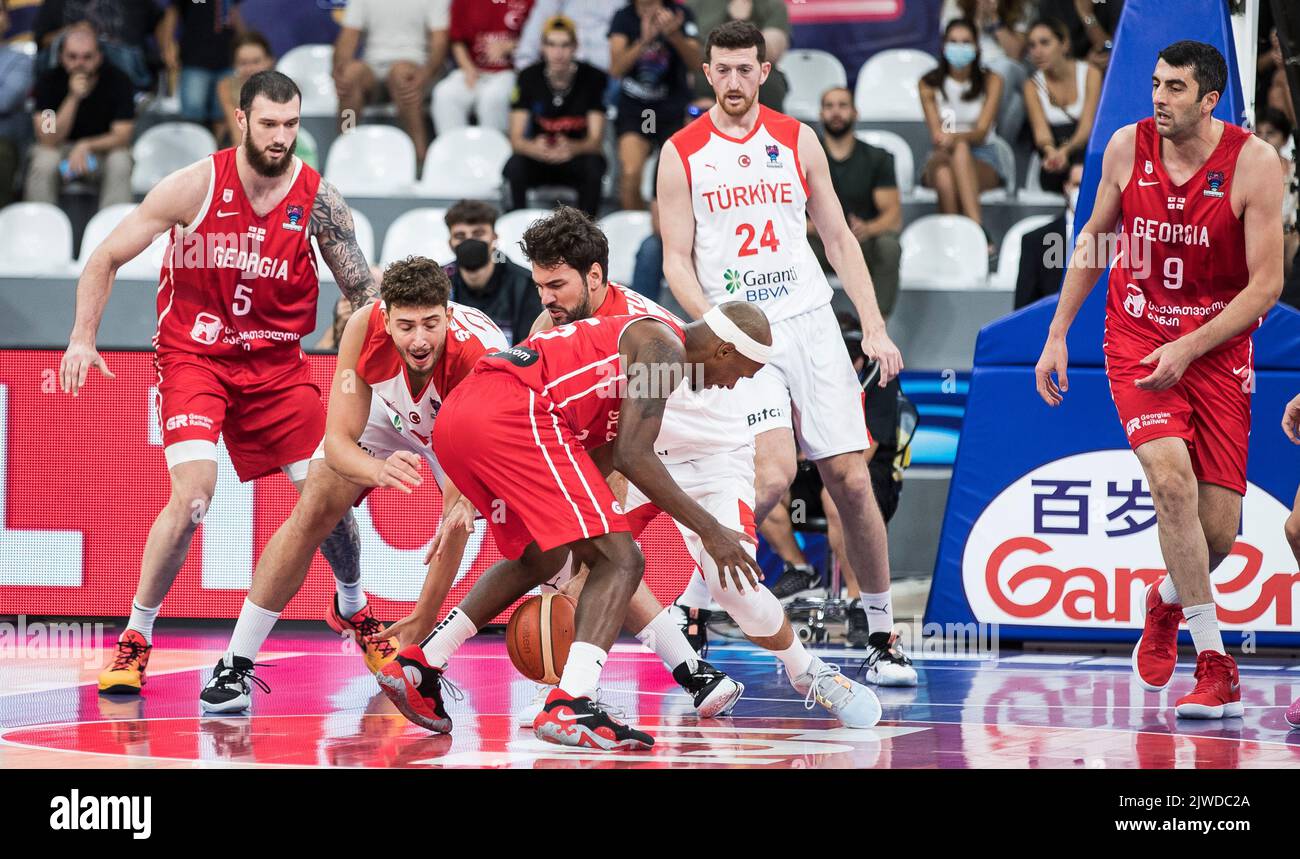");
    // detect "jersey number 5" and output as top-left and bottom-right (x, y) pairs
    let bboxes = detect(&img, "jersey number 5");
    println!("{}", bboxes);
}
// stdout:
(736, 220), (780, 257)
(232, 283), (253, 316)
